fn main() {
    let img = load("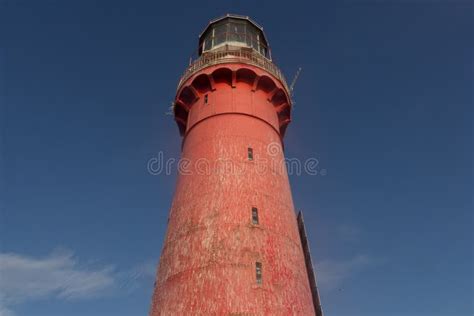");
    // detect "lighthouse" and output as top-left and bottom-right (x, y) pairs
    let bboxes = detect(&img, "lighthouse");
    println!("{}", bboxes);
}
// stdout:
(150, 15), (322, 315)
